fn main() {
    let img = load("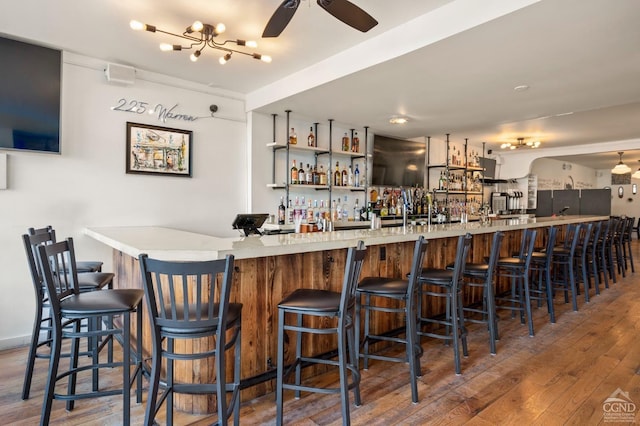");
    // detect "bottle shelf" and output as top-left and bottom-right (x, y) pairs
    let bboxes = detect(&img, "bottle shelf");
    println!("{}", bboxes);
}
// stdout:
(267, 142), (329, 155)
(288, 184), (330, 190)
(326, 150), (366, 158)
(267, 183), (286, 189)
(331, 186), (365, 191)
